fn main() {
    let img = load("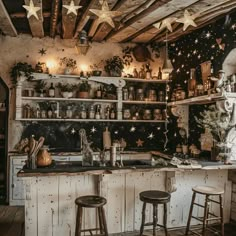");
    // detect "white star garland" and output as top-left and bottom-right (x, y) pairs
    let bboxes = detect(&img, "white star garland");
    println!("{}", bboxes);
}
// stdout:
(176, 10), (198, 31)
(153, 17), (177, 32)
(23, 0), (41, 20)
(89, 0), (122, 28)
(63, 0), (82, 16)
